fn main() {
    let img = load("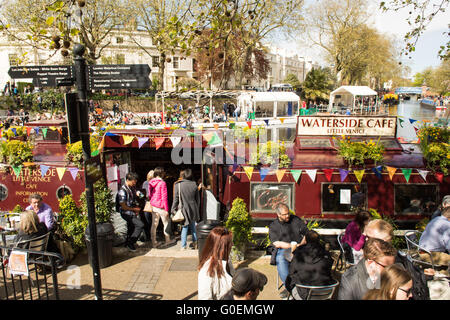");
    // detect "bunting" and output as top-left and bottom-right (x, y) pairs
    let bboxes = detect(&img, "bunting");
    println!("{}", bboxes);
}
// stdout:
(69, 168), (79, 181)
(276, 169), (286, 182)
(11, 128), (17, 136)
(435, 172), (444, 183)
(401, 168), (412, 183)
(154, 137), (165, 150)
(246, 121), (252, 129)
(243, 166), (254, 180)
(170, 137), (182, 148)
(232, 162), (239, 173)
(339, 169), (349, 182)
(372, 166), (383, 179)
(91, 149), (100, 157)
(137, 137), (149, 149)
(305, 169), (317, 183)
(279, 118), (285, 124)
(42, 128), (48, 138)
(323, 169), (334, 182)
(122, 135), (135, 145)
(56, 167), (66, 181)
(12, 165), (22, 178)
(26, 127), (32, 136)
(417, 169), (429, 182)
(207, 133), (223, 147)
(40, 165), (50, 178)
(214, 123), (219, 130)
(263, 119), (269, 126)
(260, 168), (270, 181)
(354, 169), (365, 183)
(409, 118), (418, 124)
(386, 166), (397, 181)
(105, 132), (117, 137)
(97, 137), (105, 151)
(34, 127), (40, 135)
(290, 169), (302, 183)
(398, 118), (405, 128)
